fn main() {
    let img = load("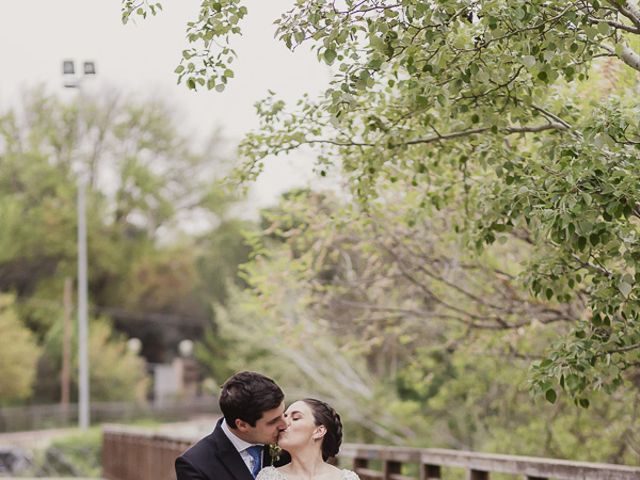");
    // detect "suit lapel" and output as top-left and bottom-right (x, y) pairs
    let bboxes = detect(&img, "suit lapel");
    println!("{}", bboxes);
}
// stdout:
(263, 446), (273, 468)
(218, 449), (254, 480)
(212, 420), (255, 480)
